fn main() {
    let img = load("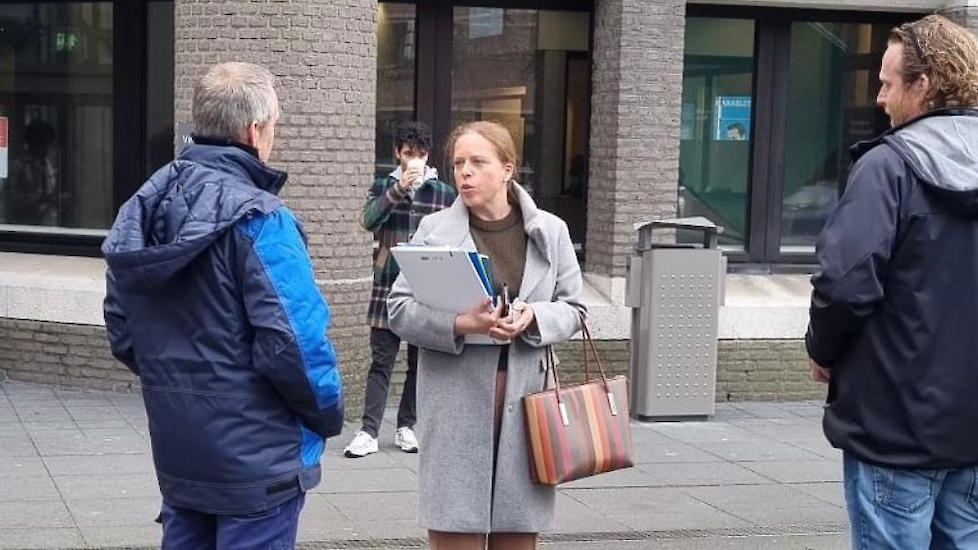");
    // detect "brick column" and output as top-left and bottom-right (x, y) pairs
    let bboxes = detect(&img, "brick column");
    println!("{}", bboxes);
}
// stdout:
(587, 0), (686, 278)
(175, 0), (375, 417)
